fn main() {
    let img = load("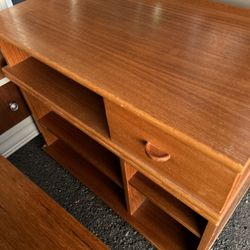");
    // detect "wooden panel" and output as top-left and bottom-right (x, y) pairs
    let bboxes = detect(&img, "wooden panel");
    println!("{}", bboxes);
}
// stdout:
(0, 0), (249, 170)
(0, 82), (29, 133)
(0, 155), (107, 250)
(3, 58), (110, 139)
(105, 100), (238, 217)
(0, 41), (56, 145)
(45, 141), (199, 250)
(44, 140), (126, 213)
(130, 173), (206, 238)
(198, 161), (250, 250)
(0, 39), (29, 66)
(120, 161), (146, 215)
(40, 112), (123, 188)
(0, 2), (249, 249)
(0, 52), (6, 79)
(21, 92), (57, 146)
(3, 57), (234, 223)
(133, 200), (199, 250)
